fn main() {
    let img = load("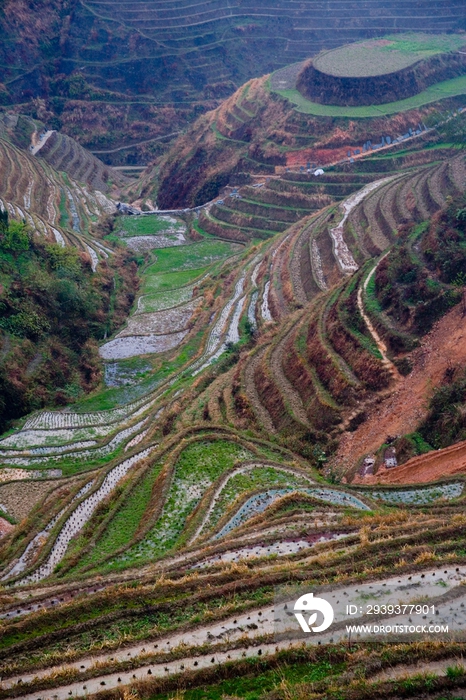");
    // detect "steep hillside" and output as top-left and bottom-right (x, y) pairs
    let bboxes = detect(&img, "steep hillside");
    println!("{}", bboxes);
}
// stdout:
(156, 65), (466, 209)
(0, 113), (141, 429)
(0, 210), (138, 432)
(0, 138), (465, 700)
(0, 1), (465, 163)
(2, 22), (466, 700)
(0, 112), (123, 259)
(336, 193), (466, 481)
(1, 180), (466, 700)
(33, 130), (129, 193)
